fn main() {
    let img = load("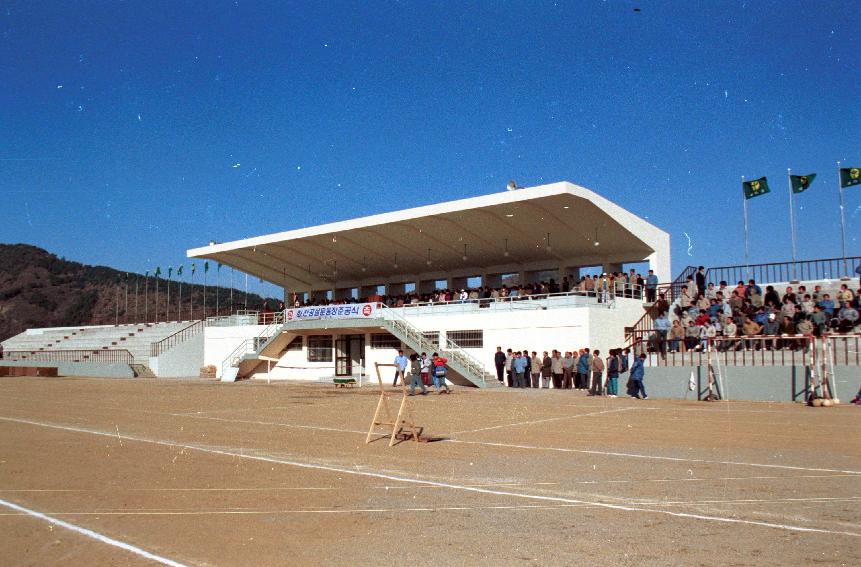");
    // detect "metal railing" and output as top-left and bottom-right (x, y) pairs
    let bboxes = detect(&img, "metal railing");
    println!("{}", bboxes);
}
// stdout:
(2, 349), (135, 364)
(219, 312), (286, 378)
(824, 334), (861, 366)
(638, 334), (820, 367)
(150, 320), (204, 357)
(705, 256), (861, 286)
(379, 305), (495, 387)
(388, 285), (647, 318)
